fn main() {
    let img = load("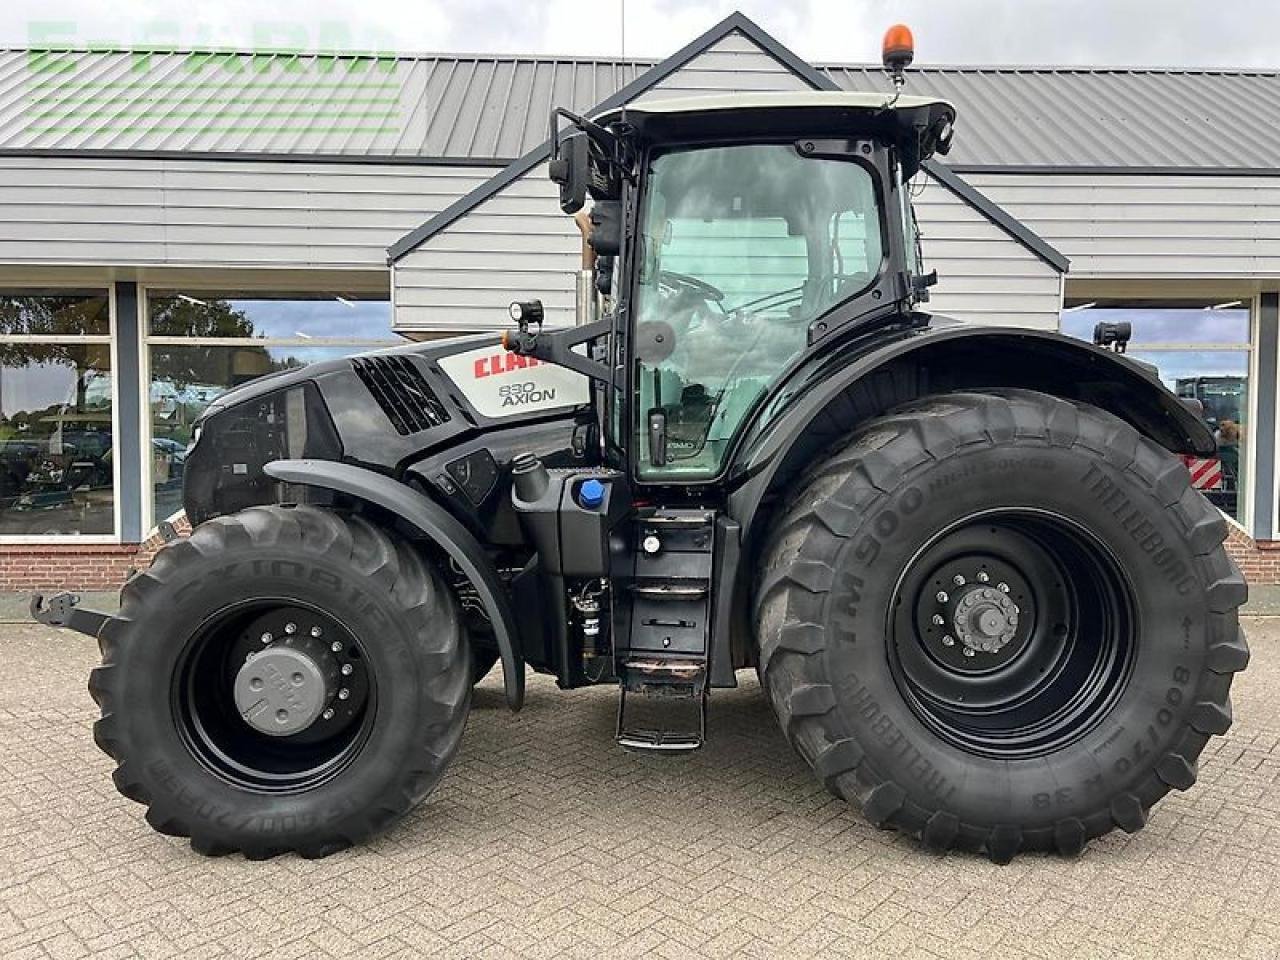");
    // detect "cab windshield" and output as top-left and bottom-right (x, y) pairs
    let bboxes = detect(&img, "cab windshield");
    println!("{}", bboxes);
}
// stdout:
(632, 142), (884, 480)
